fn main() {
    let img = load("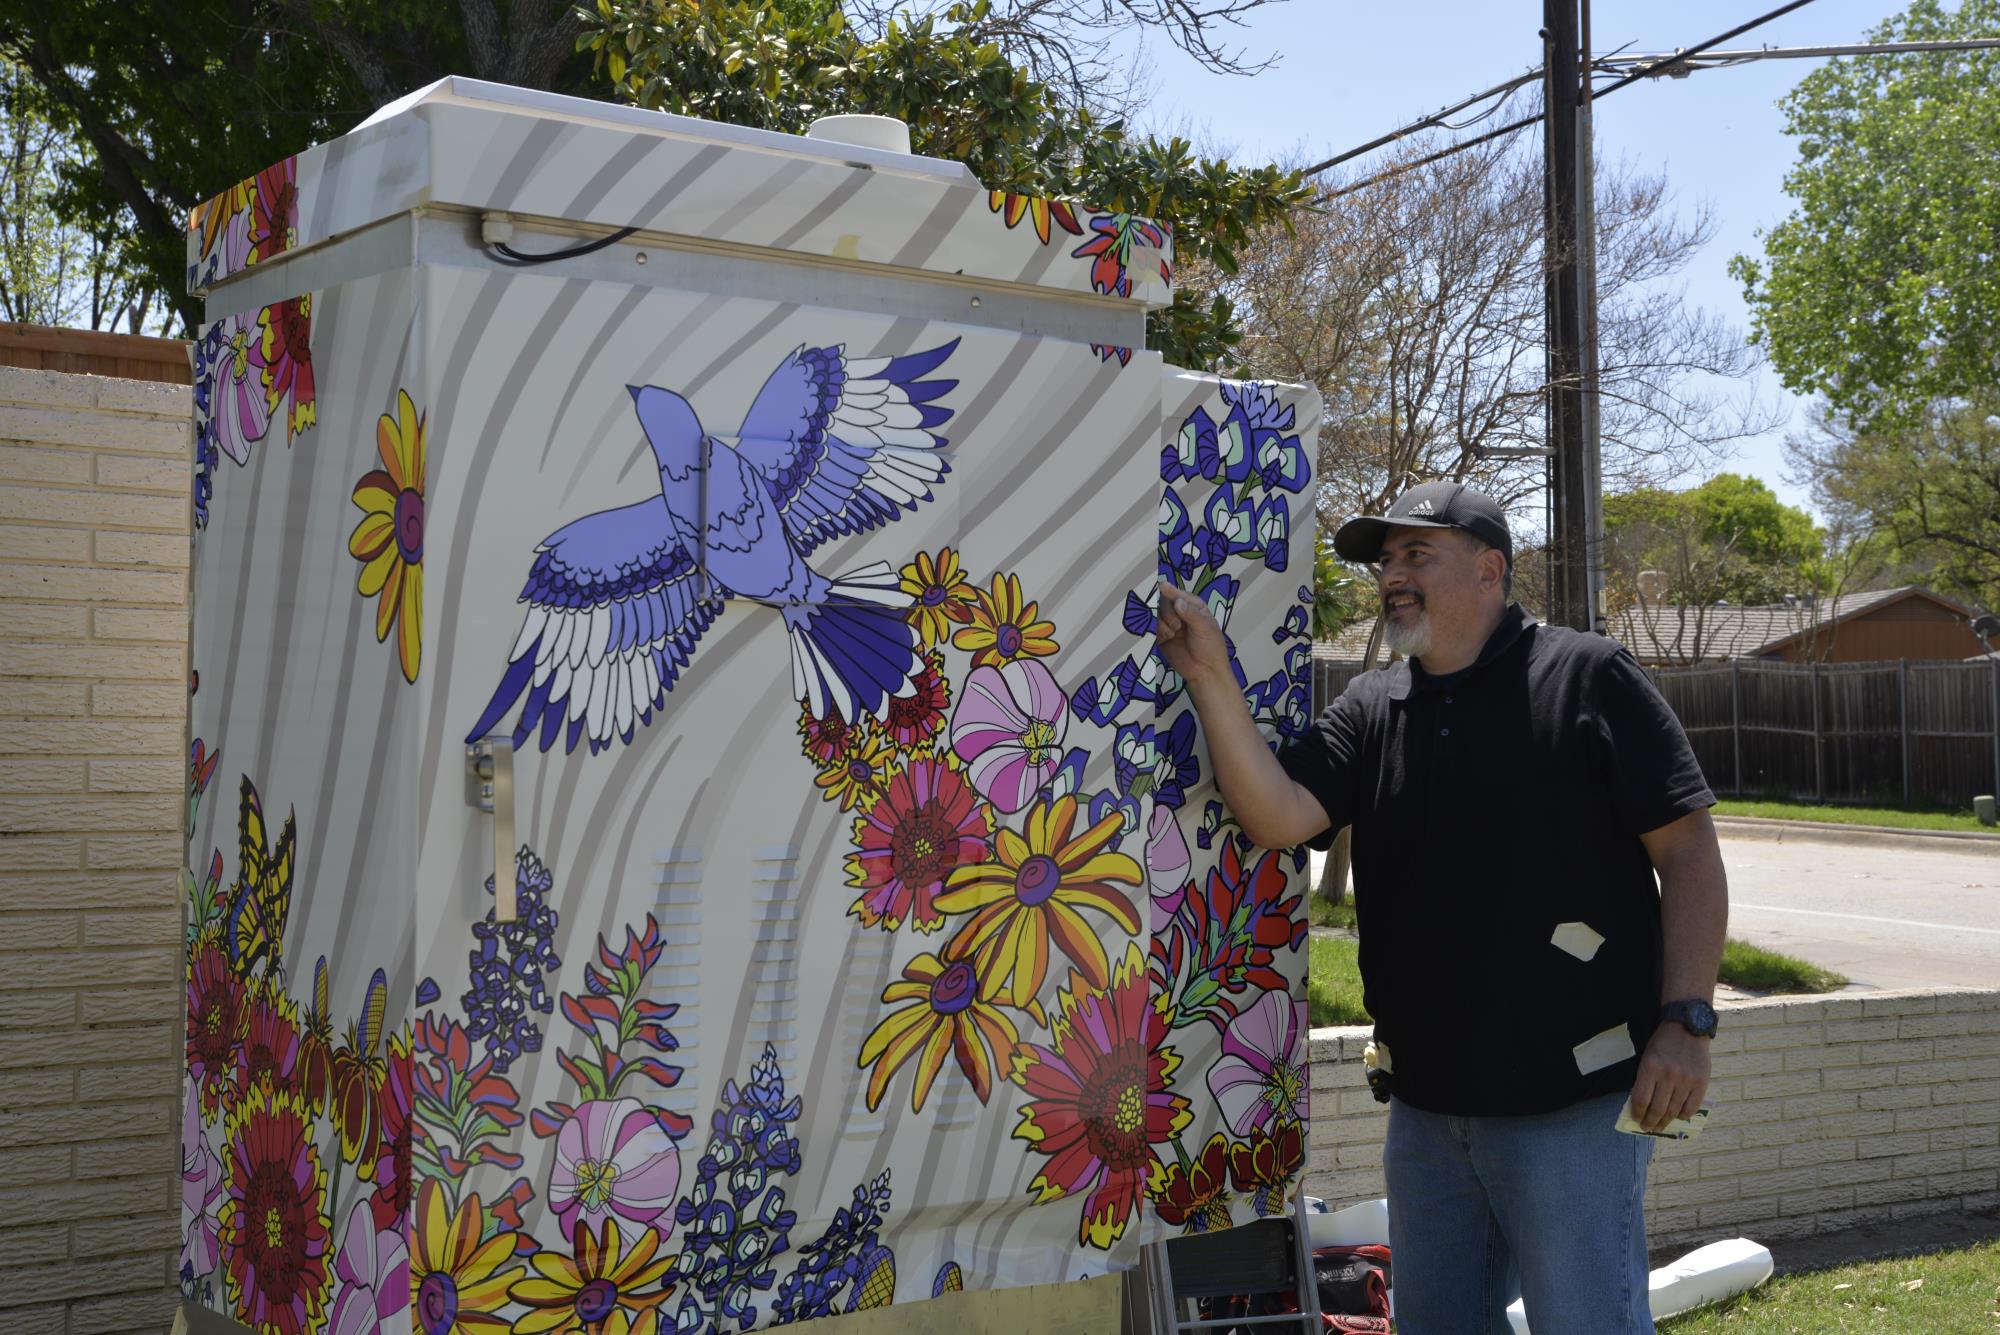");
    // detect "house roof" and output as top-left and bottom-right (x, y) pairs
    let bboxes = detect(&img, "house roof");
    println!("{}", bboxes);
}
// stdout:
(1312, 618), (1384, 665)
(1608, 586), (1968, 662)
